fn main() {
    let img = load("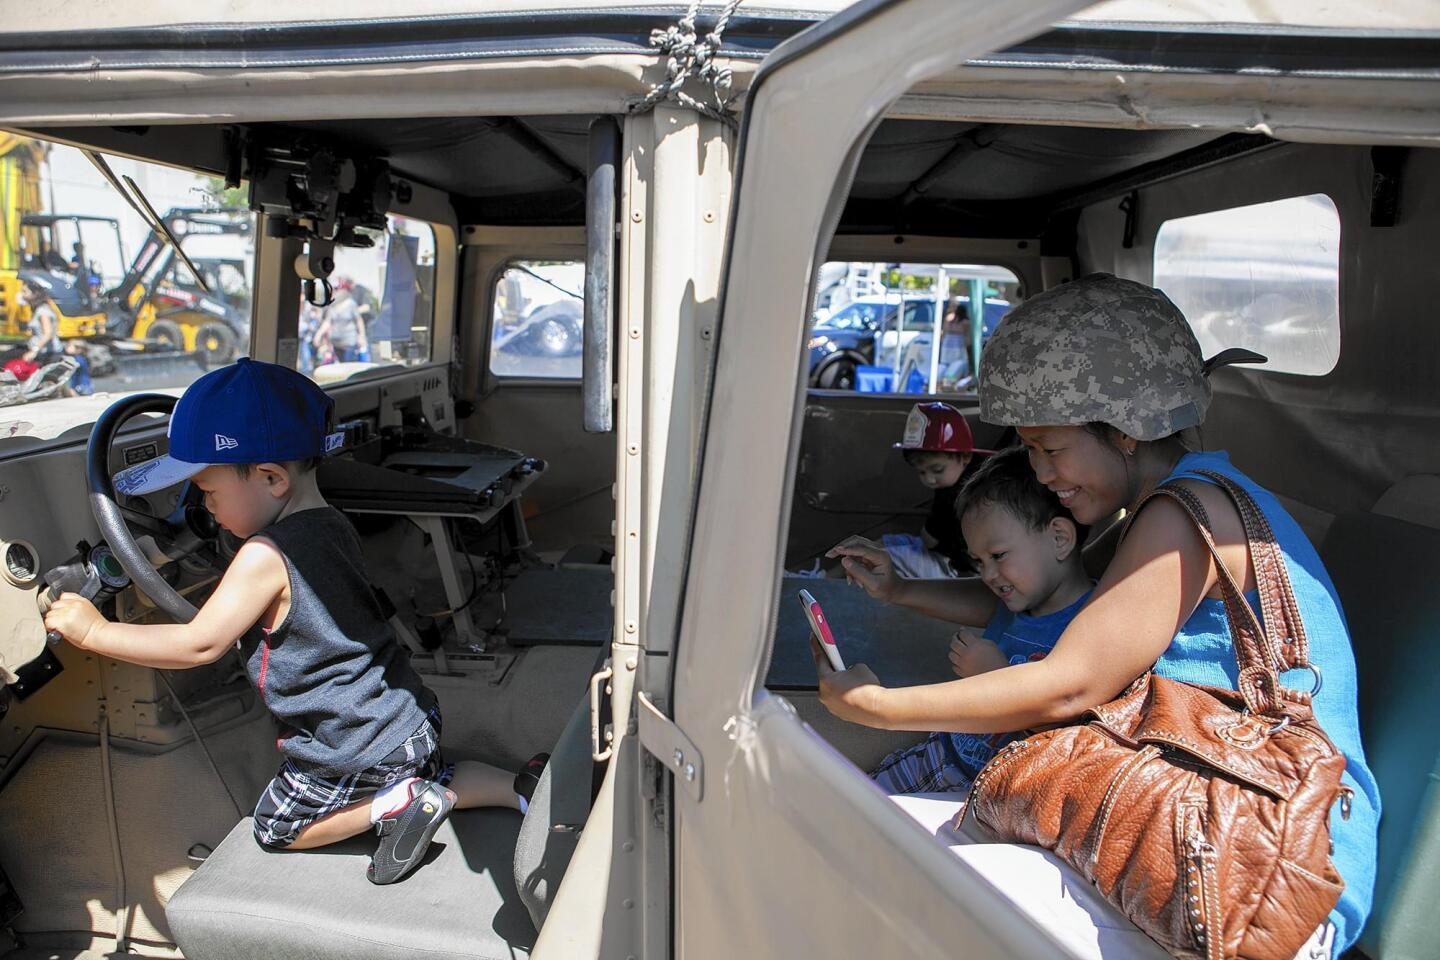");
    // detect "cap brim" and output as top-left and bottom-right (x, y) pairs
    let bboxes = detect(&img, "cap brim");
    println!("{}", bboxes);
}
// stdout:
(892, 442), (997, 455)
(113, 455), (209, 496)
